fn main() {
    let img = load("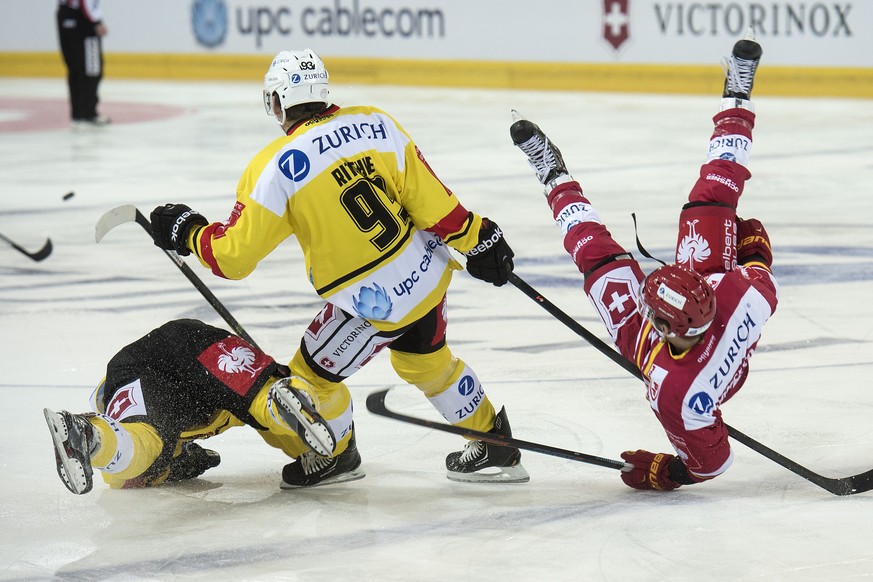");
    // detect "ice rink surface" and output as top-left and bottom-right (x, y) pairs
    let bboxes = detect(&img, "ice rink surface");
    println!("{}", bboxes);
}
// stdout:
(1, 76), (873, 581)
